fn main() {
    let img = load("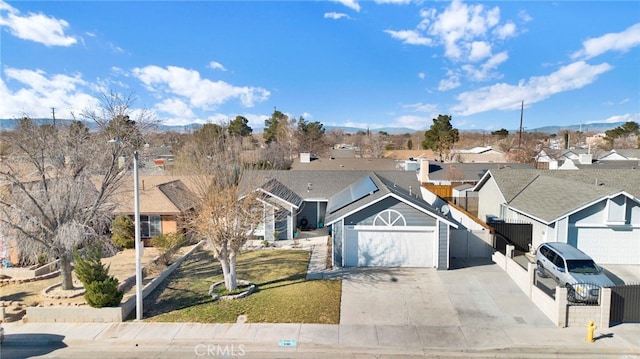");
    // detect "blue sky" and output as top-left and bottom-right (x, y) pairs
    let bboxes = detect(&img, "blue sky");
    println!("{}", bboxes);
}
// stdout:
(1, 0), (638, 132)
